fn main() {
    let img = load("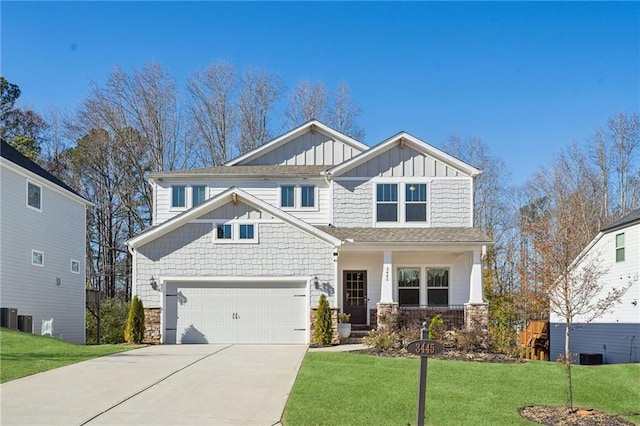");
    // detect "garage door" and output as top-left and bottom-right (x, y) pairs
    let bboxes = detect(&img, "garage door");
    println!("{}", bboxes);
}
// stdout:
(164, 282), (307, 344)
